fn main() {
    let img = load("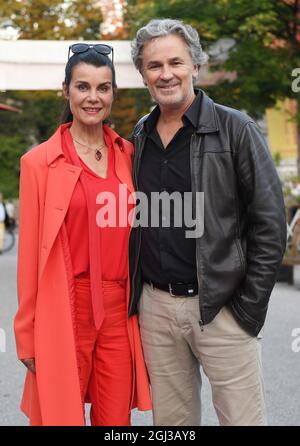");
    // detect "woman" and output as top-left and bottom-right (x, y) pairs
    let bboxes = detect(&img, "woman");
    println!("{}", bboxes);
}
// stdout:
(14, 43), (151, 426)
